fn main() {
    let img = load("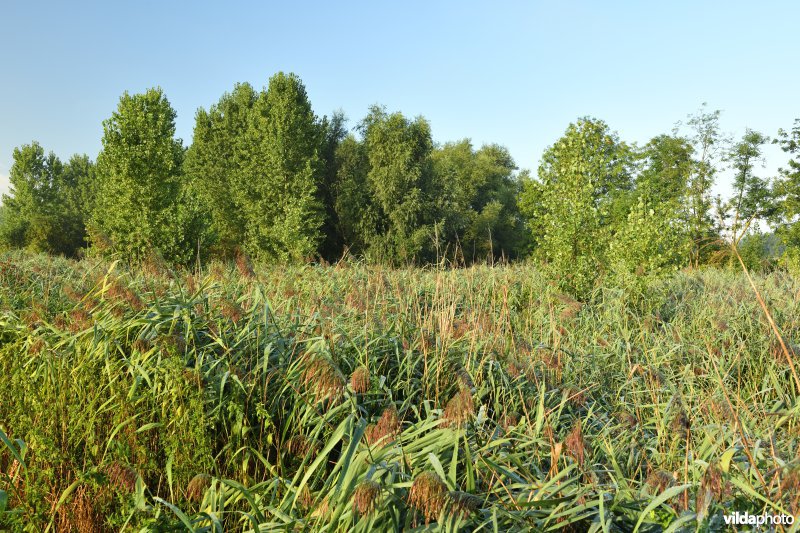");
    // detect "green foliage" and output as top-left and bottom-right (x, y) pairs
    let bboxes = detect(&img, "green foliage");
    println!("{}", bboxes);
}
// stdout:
(773, 119), (800, 266)
(316, 111), (349, 261)
(607, 199), (690, 290)
(0, 143), (95, 257)
(327, 107), (442, 264)
(684, 104), (725, 264)
(723, 129), (773, 244)
(520, 117), (634, 297)
(4, 75), (797, 280)
(635, 134), (694, 210)
(239, 73), (325, 261)
(186, 75), (326, 262)
(184, 82), (258, 256)
(606, 134), (695, 283)
(91, 88), (196, 264)
(2, 252), (800, 530)
(331, 135), (374, 255)
(359, 106), (438, 263)
(432, 141), (527, 262)
(737, 232), (782, 272)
